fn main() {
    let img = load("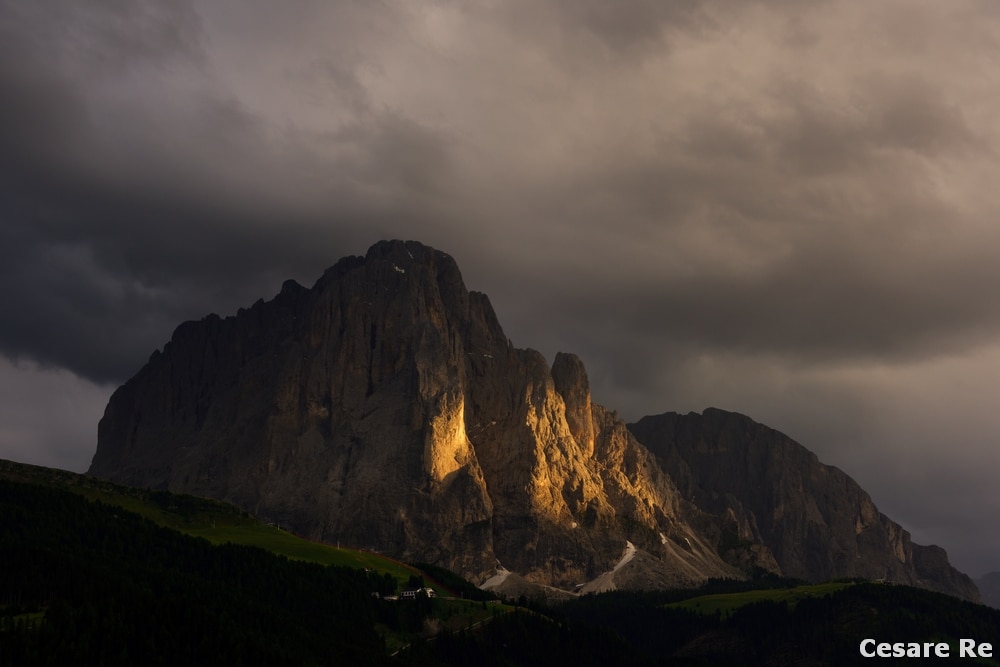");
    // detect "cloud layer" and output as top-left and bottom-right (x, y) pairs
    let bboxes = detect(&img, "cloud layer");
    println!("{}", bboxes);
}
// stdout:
(3, 0), (999, 576)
